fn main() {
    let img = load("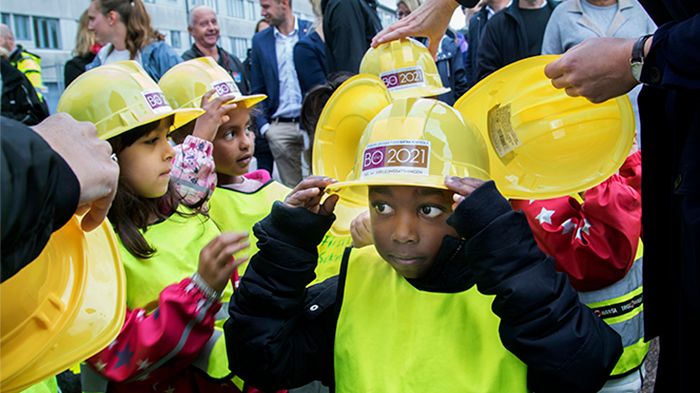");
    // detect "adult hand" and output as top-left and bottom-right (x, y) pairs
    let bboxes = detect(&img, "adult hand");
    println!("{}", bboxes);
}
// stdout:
(350, 210), (373, 248)
(192, 90), (238, 142)
(198, 232), (250, 293)
(372, 0), (459, 57)
(32, 113), (119, 231)
(445, 176), (485, 210)
(544, 37), (639, 103)
(284, 176), (339, 216)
